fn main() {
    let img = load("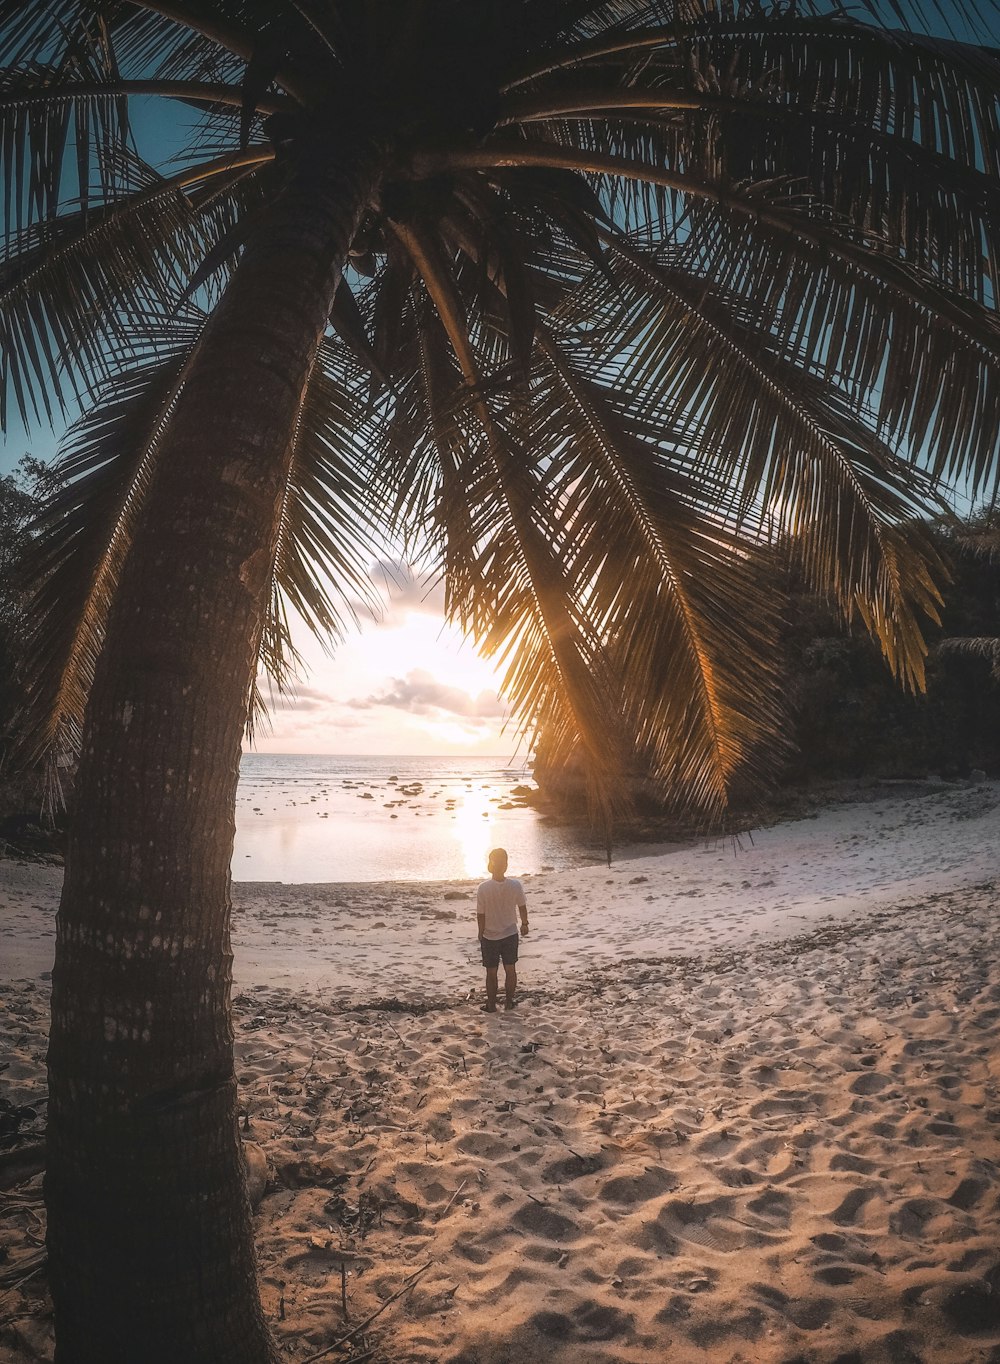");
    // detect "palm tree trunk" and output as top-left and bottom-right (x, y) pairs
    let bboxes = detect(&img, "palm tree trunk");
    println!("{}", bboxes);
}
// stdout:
(44, 154), (378, 1364)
